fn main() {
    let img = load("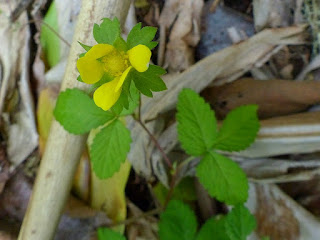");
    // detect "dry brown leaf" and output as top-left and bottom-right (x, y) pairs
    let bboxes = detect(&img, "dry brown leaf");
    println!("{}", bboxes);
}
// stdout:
(158, 0), (203, 72)
(247, 183), (320, 240)
(204, 78), (320, 119)
(0, 3), (38, 168)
